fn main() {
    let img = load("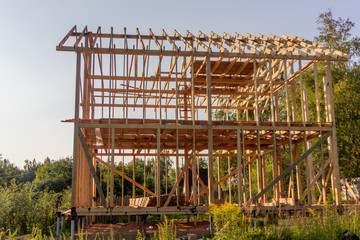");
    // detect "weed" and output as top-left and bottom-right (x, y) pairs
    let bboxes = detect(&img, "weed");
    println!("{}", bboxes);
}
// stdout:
(156, 216), (176, 240)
